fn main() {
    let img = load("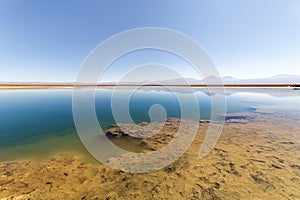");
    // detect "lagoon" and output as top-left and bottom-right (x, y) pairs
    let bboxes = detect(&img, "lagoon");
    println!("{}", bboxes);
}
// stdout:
(0, 88), (299, 162)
